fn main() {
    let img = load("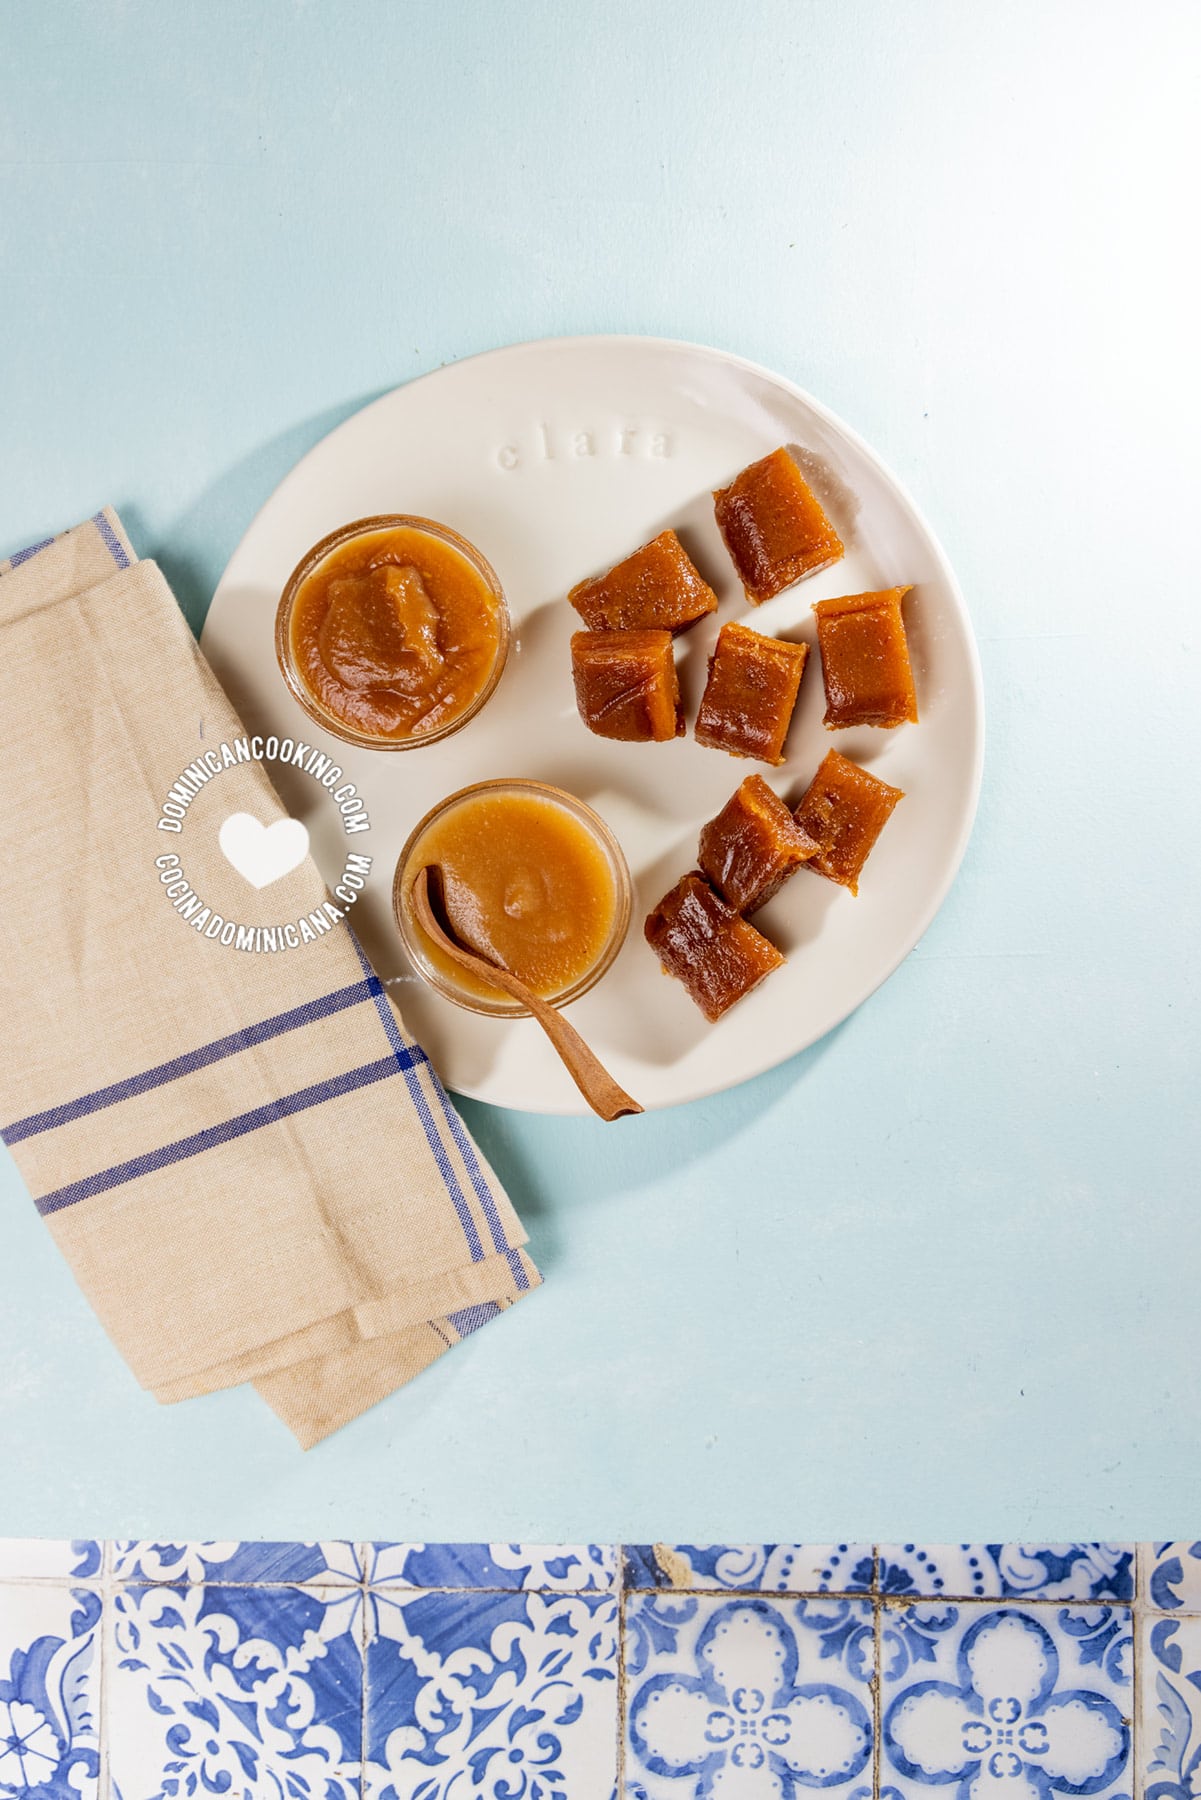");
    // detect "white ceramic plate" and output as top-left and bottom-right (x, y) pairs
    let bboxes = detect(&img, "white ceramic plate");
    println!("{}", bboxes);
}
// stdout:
(204, 335), (983, 1114)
